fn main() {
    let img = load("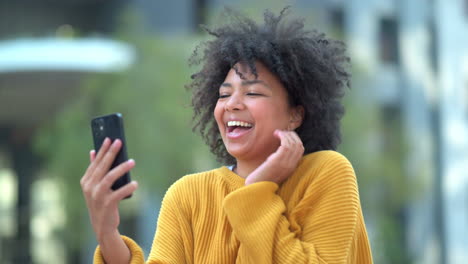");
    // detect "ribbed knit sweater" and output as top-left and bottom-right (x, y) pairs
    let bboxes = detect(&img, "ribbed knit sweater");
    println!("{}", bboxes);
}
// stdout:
(94, 150), (373, 263)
